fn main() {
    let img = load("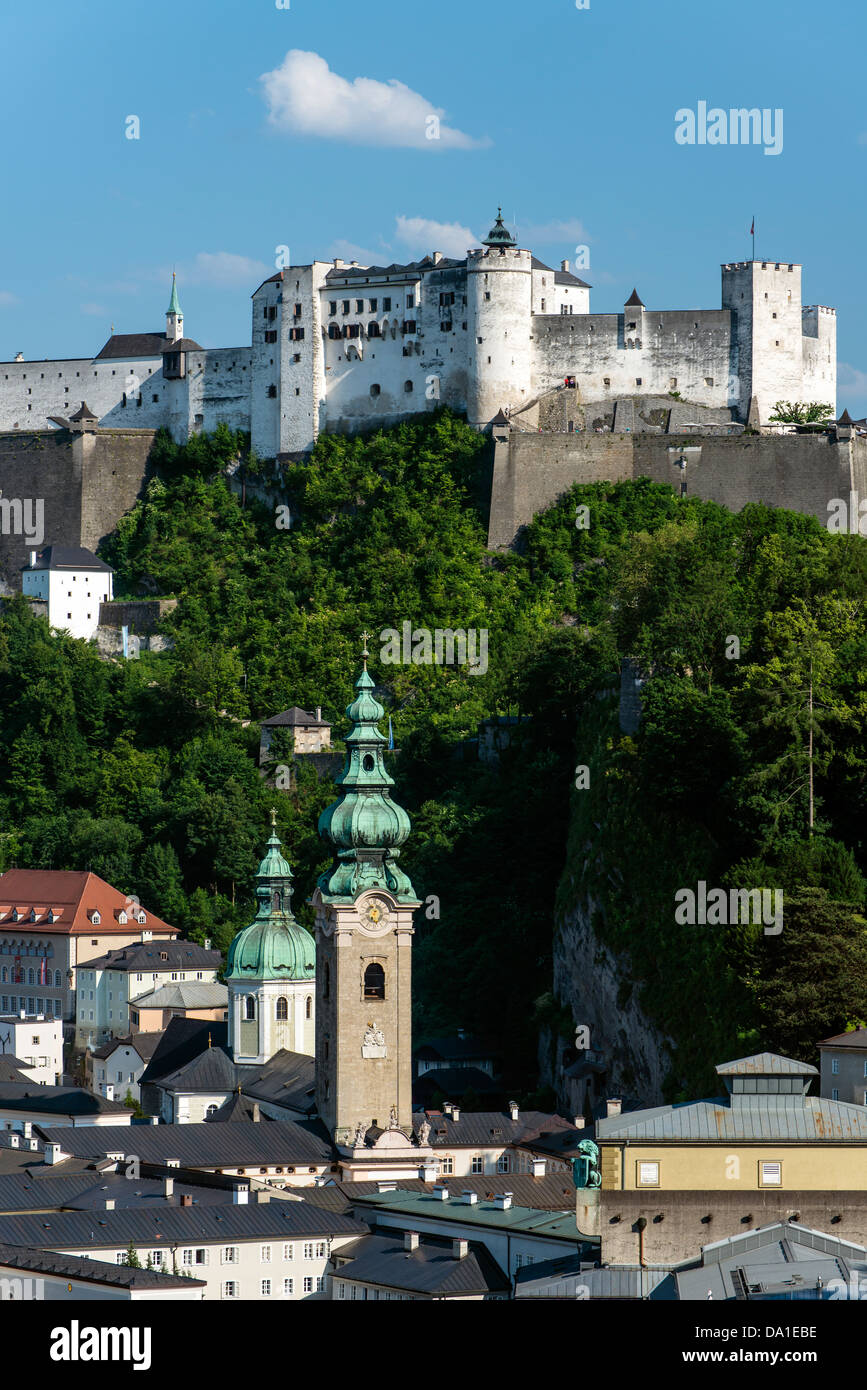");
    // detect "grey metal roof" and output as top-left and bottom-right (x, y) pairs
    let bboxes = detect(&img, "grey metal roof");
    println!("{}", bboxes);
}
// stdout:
(133, 981), (227, 1011)
(22, 545), (113, 573)
(554, 269), (591, 288)
(139, 1018), (228, 1085)
(324, 254), (466, 282)
(91, 1032), (165, 1062)
(40, 1119), (334, 1168)
(0, 1240), (206, 1289)
(261, 707), (330, 728)
(674, 1222), (867, 1301)
(516, 1261), (671, 1300)
(0, 1170), (233, 1213)
(294, 1172), (578, 1215)
(412, 1109), (574, 1149)
(0, 1084), (129, 1117)
(240, 1049), (316, 1115)
(597, 1095), (867, 1142)
(351, 1190), (580, 1240)
(0, 1199), (366, 1252)
(84, 941), (222, 973)
(94, 332), (169, 360)
(157, 1045), (240, 1093)
(335, 1231), (509, 1296)
(819, 1028), (867, 1050)
(716, 1052), (818, 1077)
